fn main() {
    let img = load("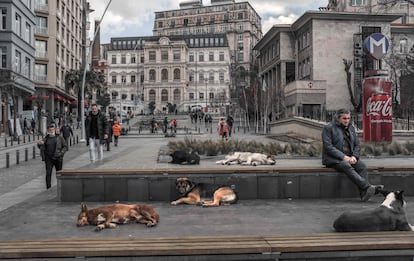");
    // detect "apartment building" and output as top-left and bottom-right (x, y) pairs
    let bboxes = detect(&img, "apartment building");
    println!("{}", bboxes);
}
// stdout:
(153, 0), (262, 111)
(106, 37), (150, 114)
(33, 0), (89, 128)
(106, 34), (230, 114)
(325, 0), (414, 24)
(254, 11), (402, 119)
(0, 0), (36, 136)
